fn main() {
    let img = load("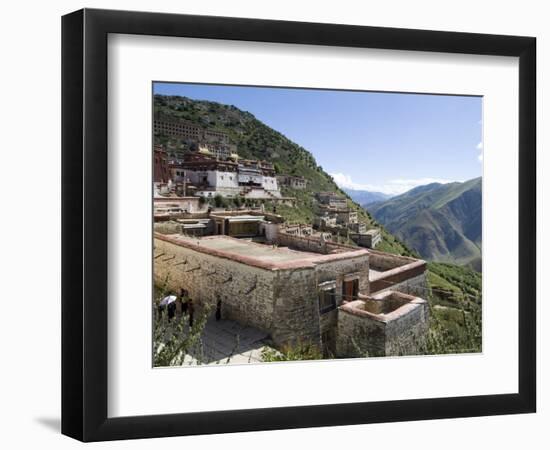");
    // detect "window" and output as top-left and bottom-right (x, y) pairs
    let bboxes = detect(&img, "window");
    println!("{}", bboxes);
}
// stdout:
(318, 283), (336, 313)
